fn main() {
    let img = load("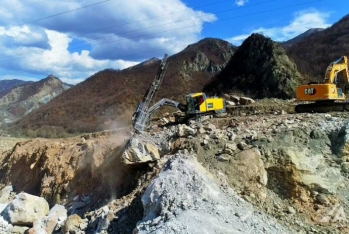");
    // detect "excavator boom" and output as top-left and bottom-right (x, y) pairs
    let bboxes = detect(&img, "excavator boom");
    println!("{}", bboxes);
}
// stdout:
(133, 54), (169, 132)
